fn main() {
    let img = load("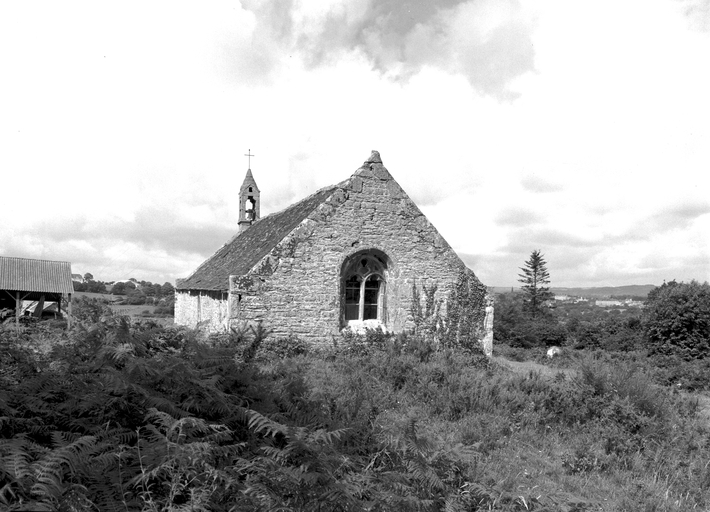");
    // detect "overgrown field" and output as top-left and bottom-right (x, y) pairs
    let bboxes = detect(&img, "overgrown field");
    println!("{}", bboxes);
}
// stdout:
(1, 302), (710, 511)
